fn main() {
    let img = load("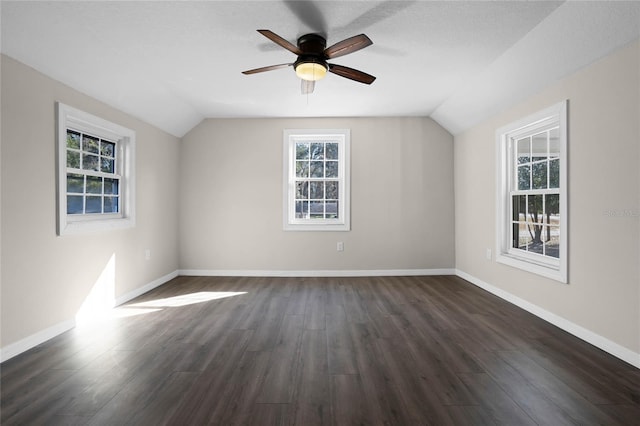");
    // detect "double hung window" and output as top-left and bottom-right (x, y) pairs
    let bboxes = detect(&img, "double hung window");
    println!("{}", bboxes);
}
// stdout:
(283, 129), (350, 231)
(57, 103), (136, 235)
(65, 130), (120, 216)
(496, 101), (567, 282)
